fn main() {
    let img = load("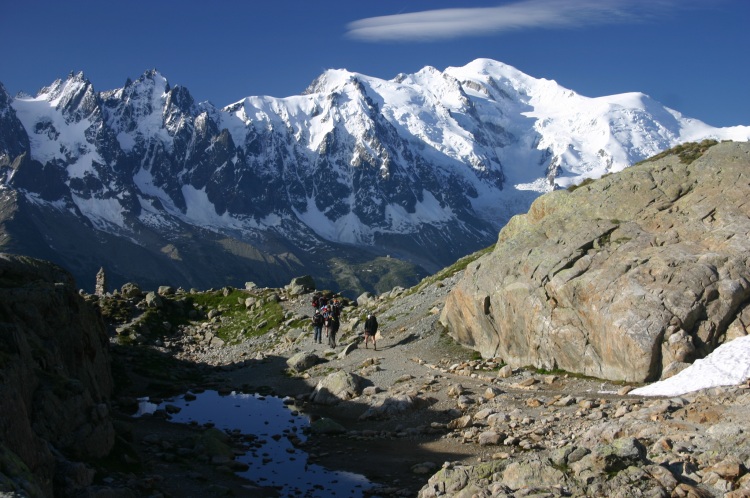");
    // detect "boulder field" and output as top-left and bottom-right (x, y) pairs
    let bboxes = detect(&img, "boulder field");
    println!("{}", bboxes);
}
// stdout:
(441, 141), (750, 382)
